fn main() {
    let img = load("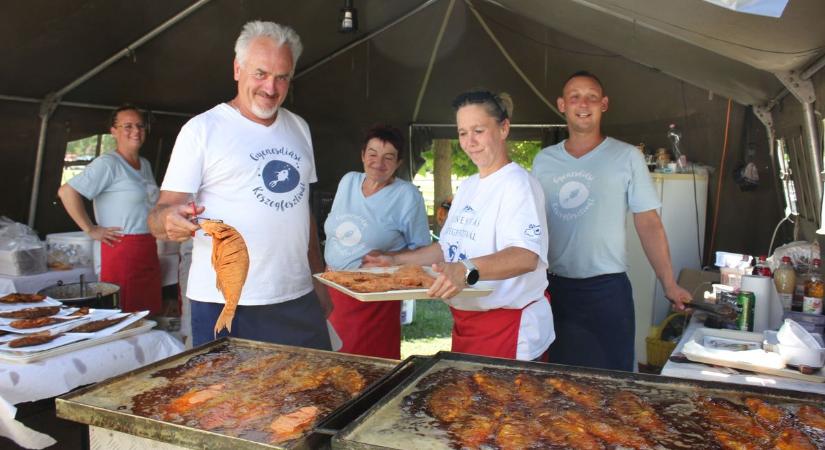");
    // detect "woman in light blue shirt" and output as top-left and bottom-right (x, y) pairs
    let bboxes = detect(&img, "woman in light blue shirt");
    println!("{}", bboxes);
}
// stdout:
(324, 125), (430, 359)
(58, 105), (162, 314)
